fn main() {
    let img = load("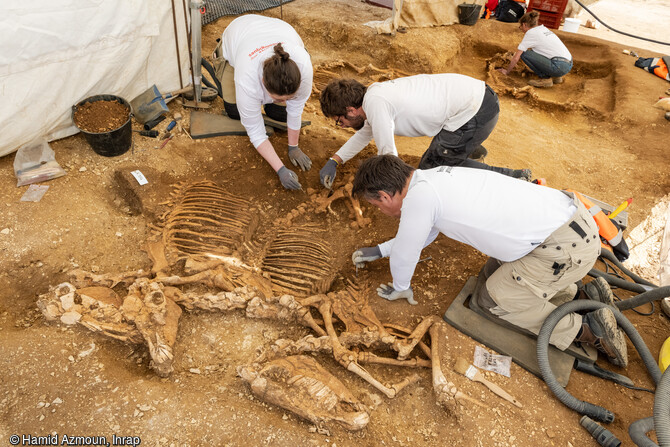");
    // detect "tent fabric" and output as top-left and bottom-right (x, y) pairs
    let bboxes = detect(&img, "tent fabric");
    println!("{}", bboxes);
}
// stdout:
(0, 0), (191, 158)
(366, 0), (485, 34)
(203, 0), (296, 25)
